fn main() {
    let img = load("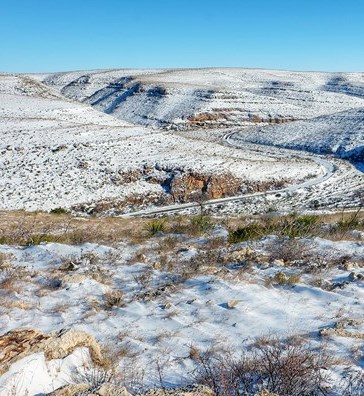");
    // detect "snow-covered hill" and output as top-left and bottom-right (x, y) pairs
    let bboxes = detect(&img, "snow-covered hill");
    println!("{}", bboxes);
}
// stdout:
(233, 107), (364, 161)
(37, 68), (364, 130)
(1, 68), (363, 213)
(1, 72), (325, 213)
